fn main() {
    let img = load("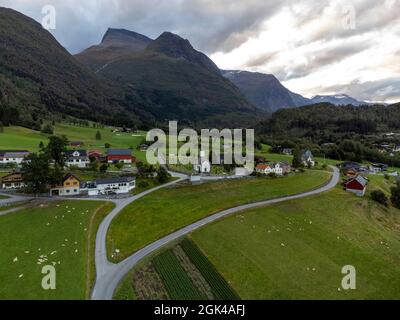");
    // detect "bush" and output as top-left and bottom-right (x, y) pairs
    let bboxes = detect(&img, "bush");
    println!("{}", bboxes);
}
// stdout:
(41, 124), (54, 135)
(138, 181), (150, 189)
(371, 190), (389, 207)
(390, 182), (400, 209)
